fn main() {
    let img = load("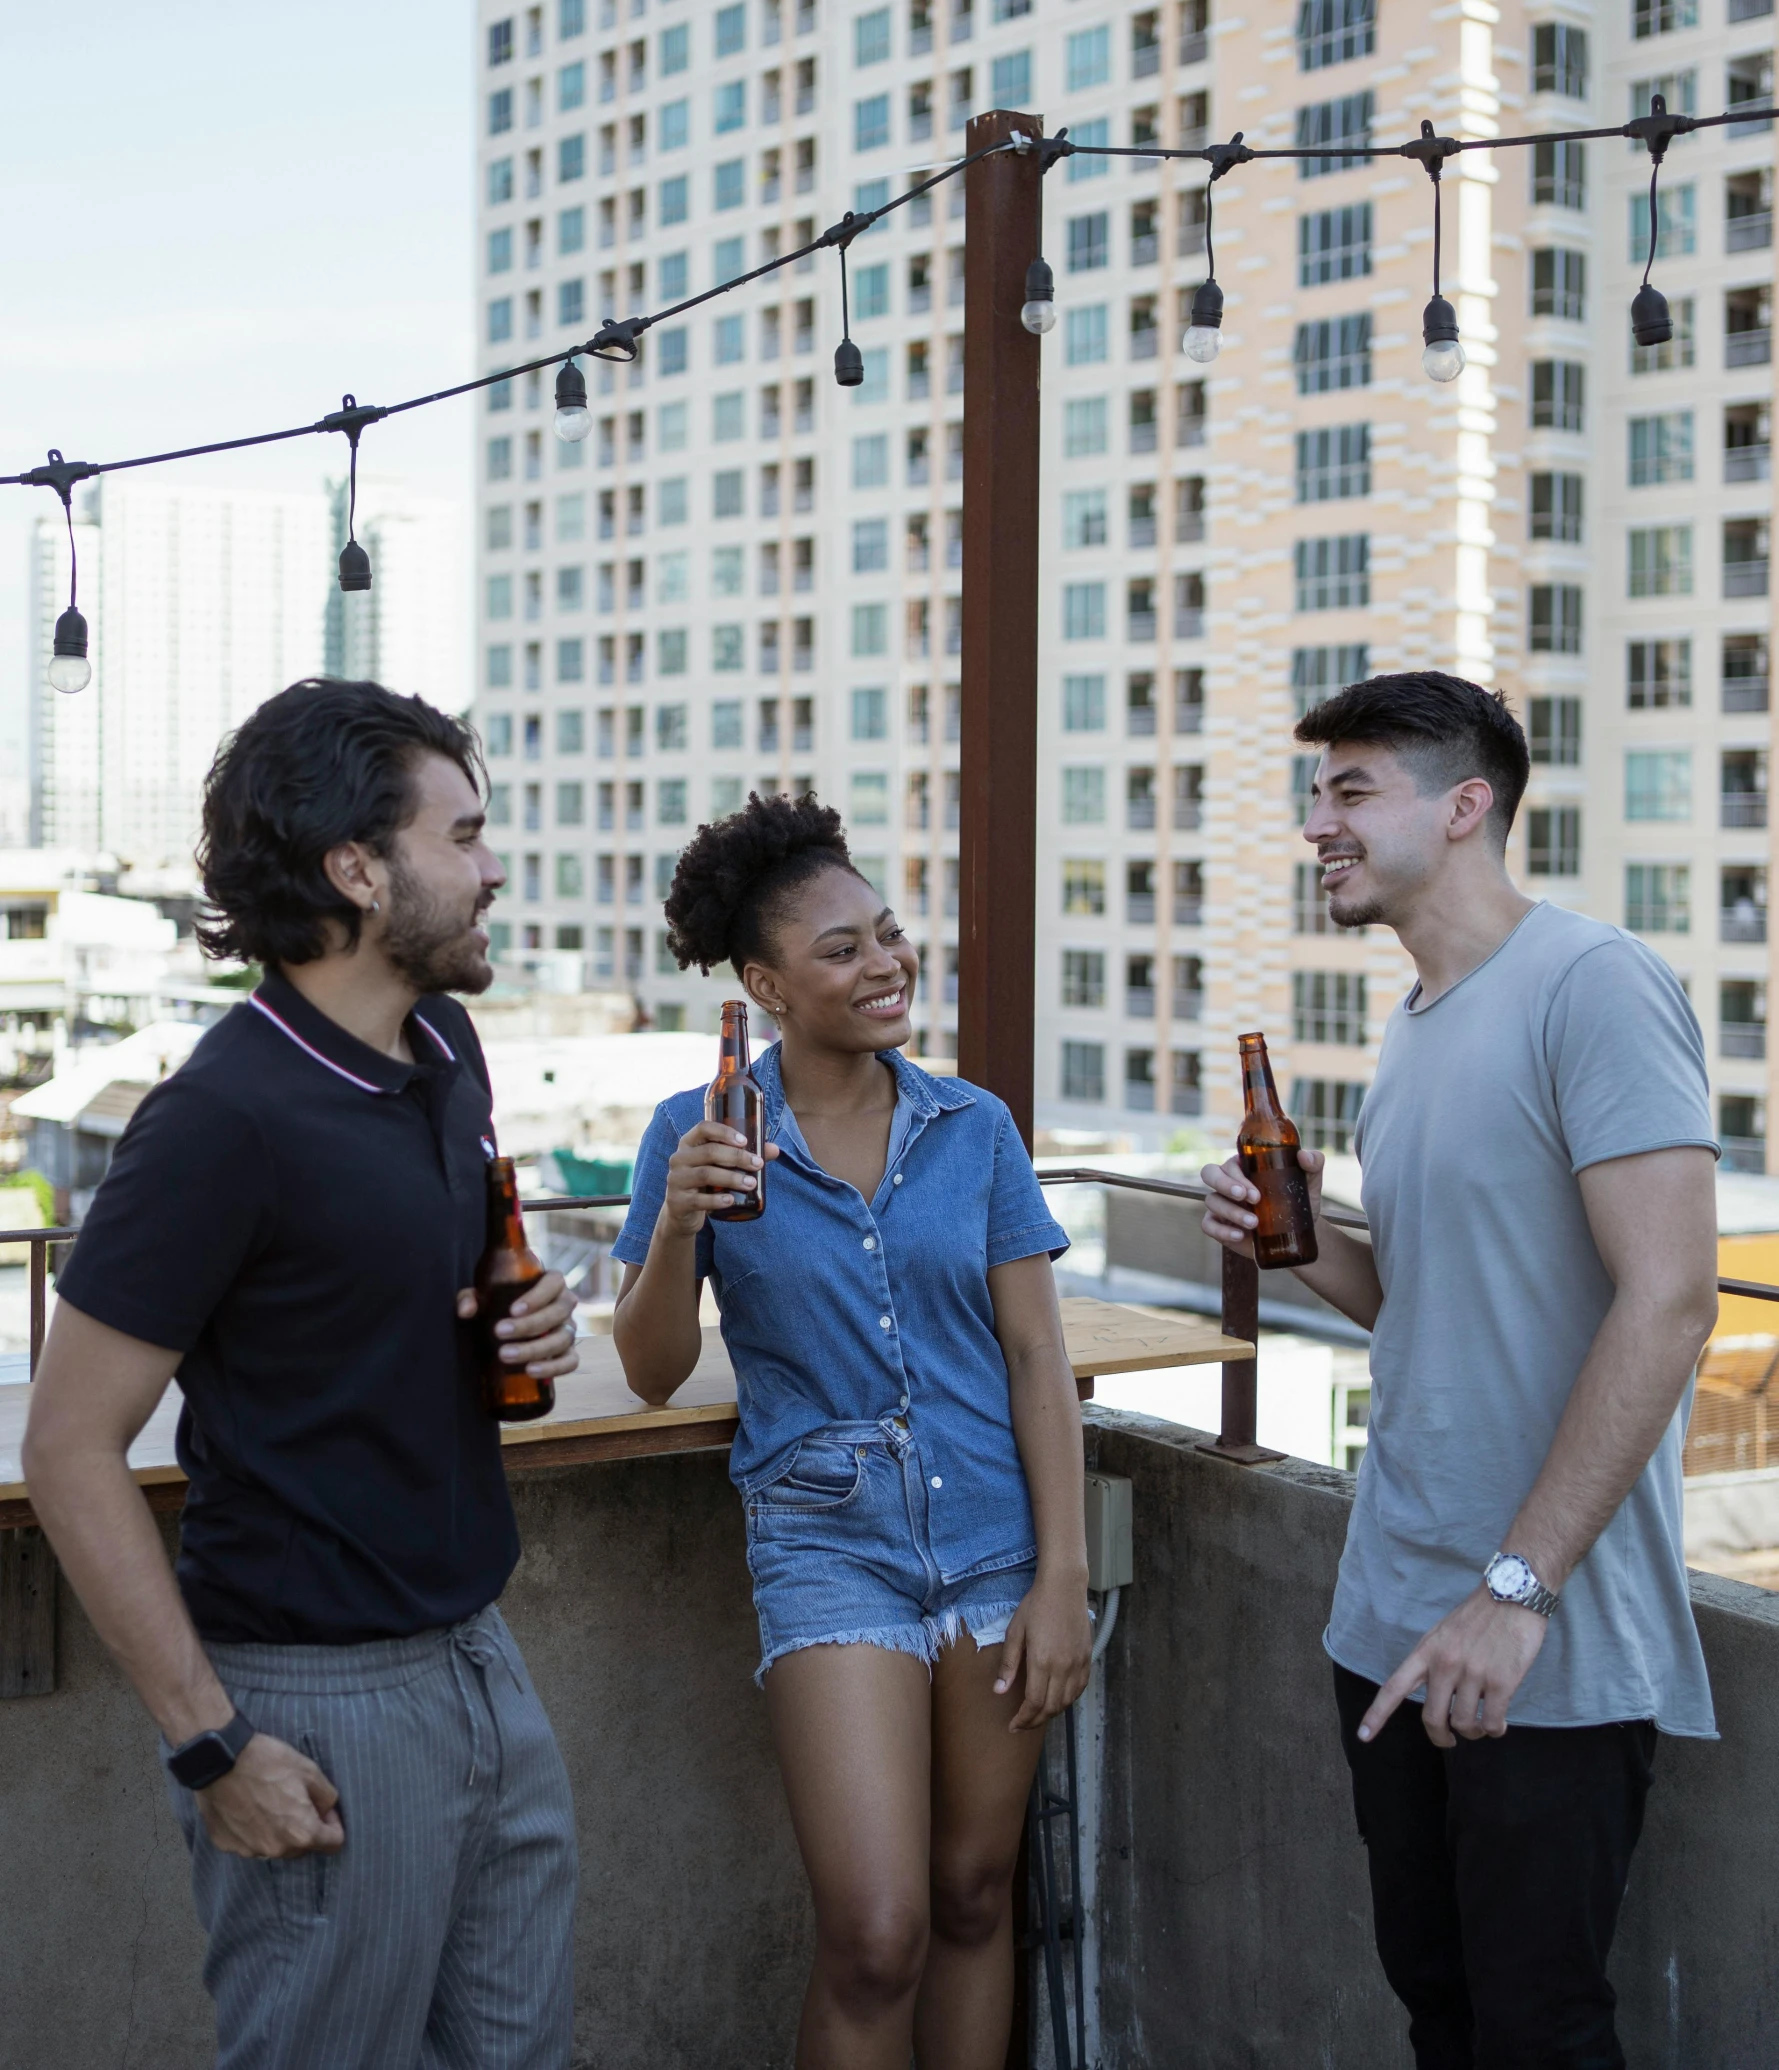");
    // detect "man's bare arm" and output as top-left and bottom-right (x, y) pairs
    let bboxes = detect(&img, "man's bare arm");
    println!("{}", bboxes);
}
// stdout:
(22, 1301), (342, 1857)
(1360, 1144), (1719, 1746)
